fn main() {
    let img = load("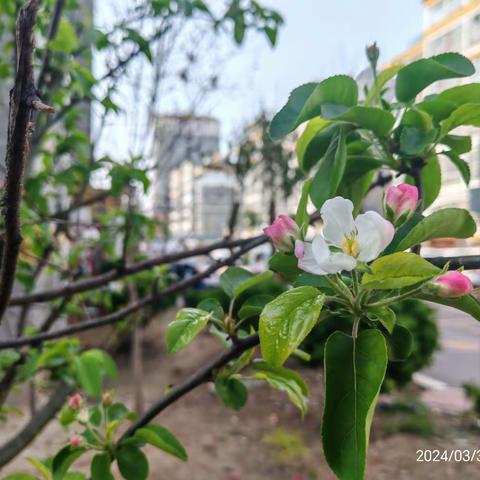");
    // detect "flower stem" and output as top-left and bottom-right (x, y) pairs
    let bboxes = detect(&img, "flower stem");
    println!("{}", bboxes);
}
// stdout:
(352, 317), (360, 338)
(366, 285), (425, 308)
